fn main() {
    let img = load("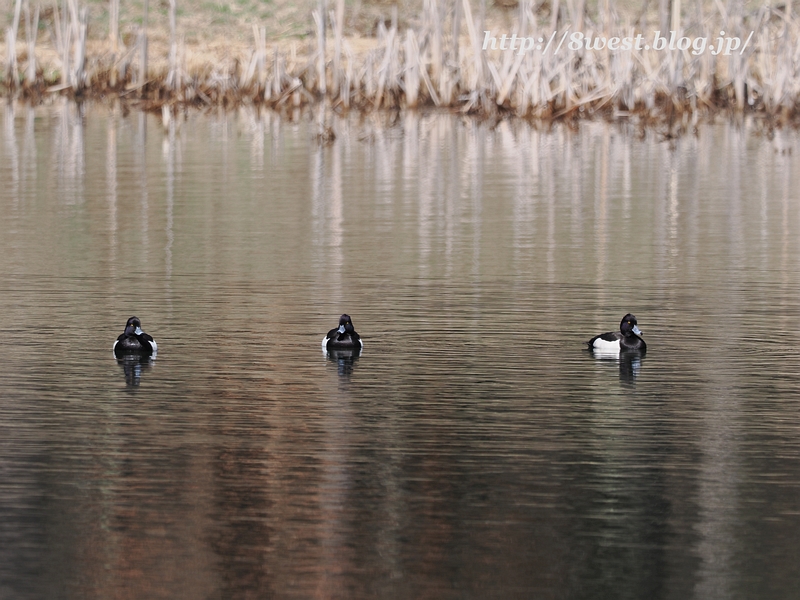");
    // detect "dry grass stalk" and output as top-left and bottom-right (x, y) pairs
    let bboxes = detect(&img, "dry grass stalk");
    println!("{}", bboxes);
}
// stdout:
(341, 39), (353, 108)
(313, 6), (325, 96)
(374, 20), (397, 108)
(137, 0), (149, 87)
(24, 1), (40, 85)
(72, 5), (87, 90)
(405, 29), (420, 107)
(5, 0), (23, 87)
(166, 0), (178, 90)
(332, 0), (344, 92)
